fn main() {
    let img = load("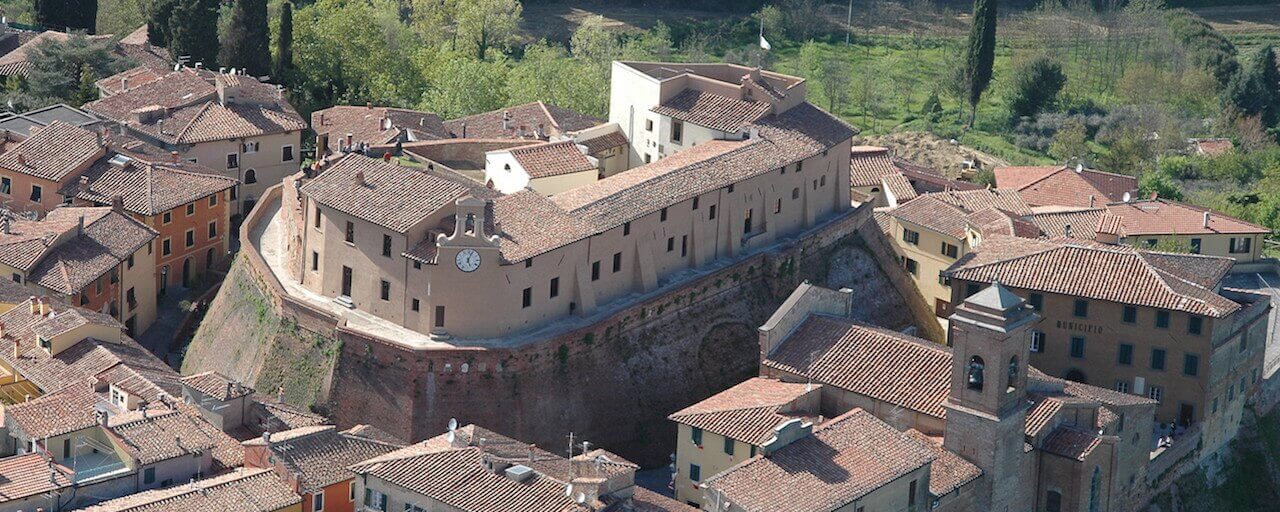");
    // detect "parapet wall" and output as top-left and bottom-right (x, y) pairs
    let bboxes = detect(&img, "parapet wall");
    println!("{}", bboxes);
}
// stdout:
(227, 184), (882, 464)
